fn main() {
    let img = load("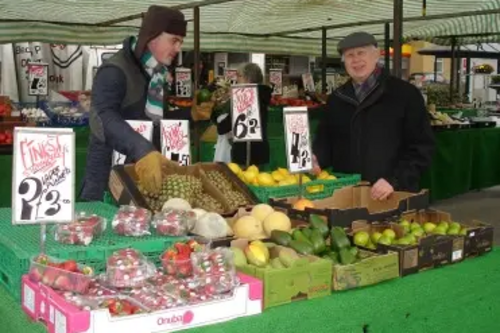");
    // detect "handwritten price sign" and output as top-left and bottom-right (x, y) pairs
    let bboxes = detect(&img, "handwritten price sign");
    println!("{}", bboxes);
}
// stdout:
(231, 84), (262, 142)
(326, 74), (336, 94)
(302, 73), (315, 93)
(283, 107), (313, 173)
(175, 67), (192, 98)
(27, 63), (49, 96)
(269, 69), (283, 95)
(161, 120), (191, 166)
(112, 121), (153, 166)
(12, 127), (75, 224)
(225, 68), (238, 85)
